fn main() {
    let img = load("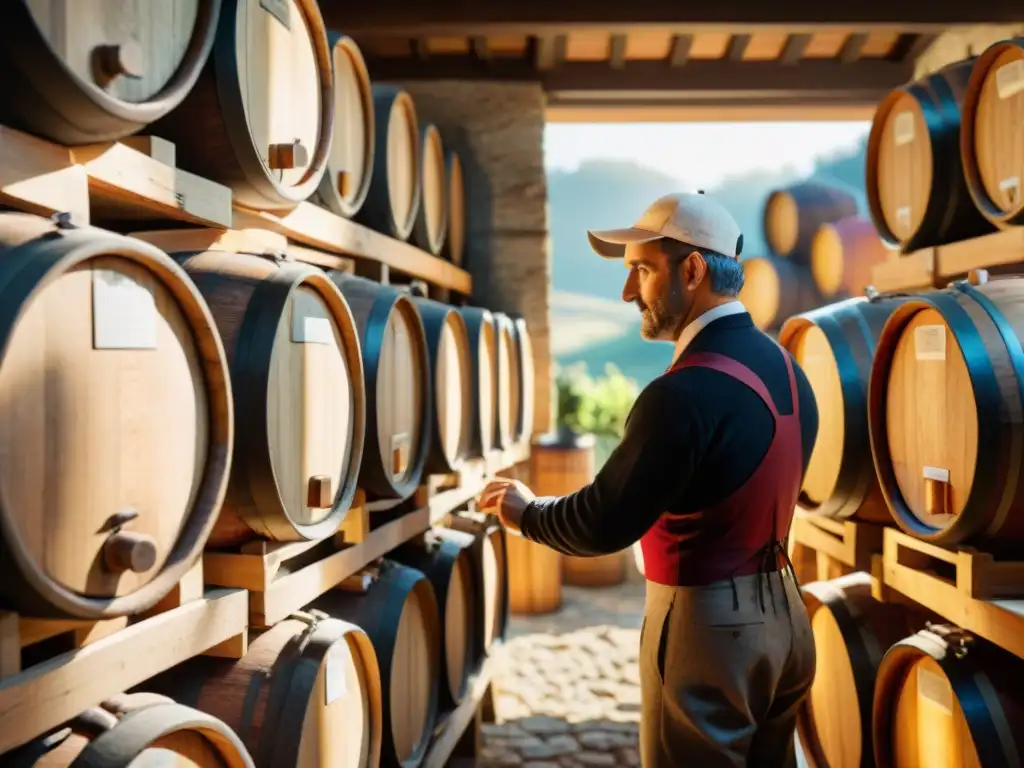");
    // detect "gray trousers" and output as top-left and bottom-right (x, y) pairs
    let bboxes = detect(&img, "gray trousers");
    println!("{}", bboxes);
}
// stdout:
(639, 571), (816, 768)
